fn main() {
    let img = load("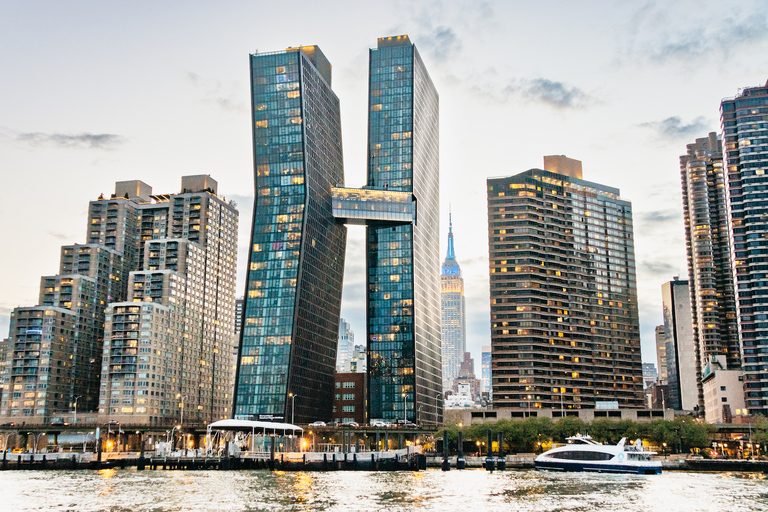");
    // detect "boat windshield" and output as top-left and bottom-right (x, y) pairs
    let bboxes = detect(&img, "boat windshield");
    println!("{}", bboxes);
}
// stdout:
(566, 435), (599, 445)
